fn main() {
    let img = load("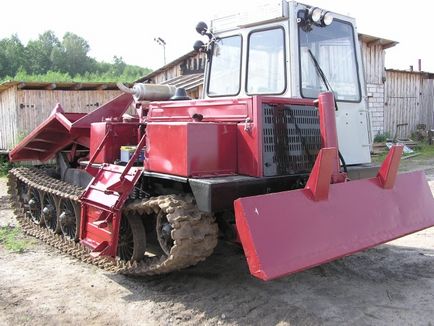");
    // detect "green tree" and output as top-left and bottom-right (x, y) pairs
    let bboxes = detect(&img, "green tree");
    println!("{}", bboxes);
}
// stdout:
(50, 32), (92, 75)
(26, 31), (60, 74)
(0, 31), (152, 82)
(0, 35), (27, 76)
(112, 56), (127, 76)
